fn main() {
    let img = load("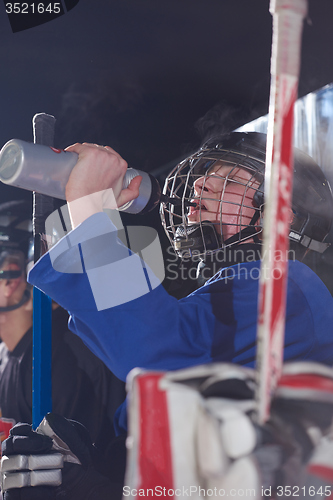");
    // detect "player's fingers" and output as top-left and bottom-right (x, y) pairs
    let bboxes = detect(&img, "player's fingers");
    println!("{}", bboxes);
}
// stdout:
(82, 142), (112, 151)
(117, 176), (142, 208)
(64, 143), (82, 152)
(65, 143), (122, 160)
(65, 143), (99, 154)
(103, 145), (123, 157)
(92, 143), (112, 151)
(83, 143), (117, 153)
